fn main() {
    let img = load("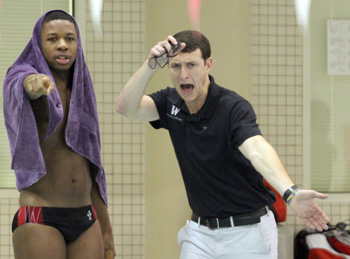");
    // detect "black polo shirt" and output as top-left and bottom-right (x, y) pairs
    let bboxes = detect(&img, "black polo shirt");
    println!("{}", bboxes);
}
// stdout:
(149, 75), (275, 218)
